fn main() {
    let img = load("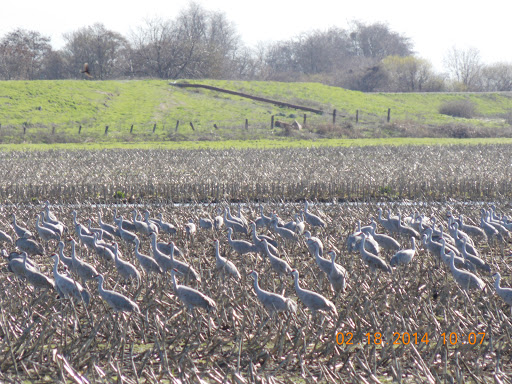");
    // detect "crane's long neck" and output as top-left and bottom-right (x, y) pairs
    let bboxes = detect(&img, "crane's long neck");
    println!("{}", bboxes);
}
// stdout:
(171, 271), (178, 292)
(52, 256), (61, 278)
(214, 243), (220, 261)
(252, 275), (260, 293)
(494, 275), (501, 292)
(170, 243), (175, 261)
(293, 273), (301, 293)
